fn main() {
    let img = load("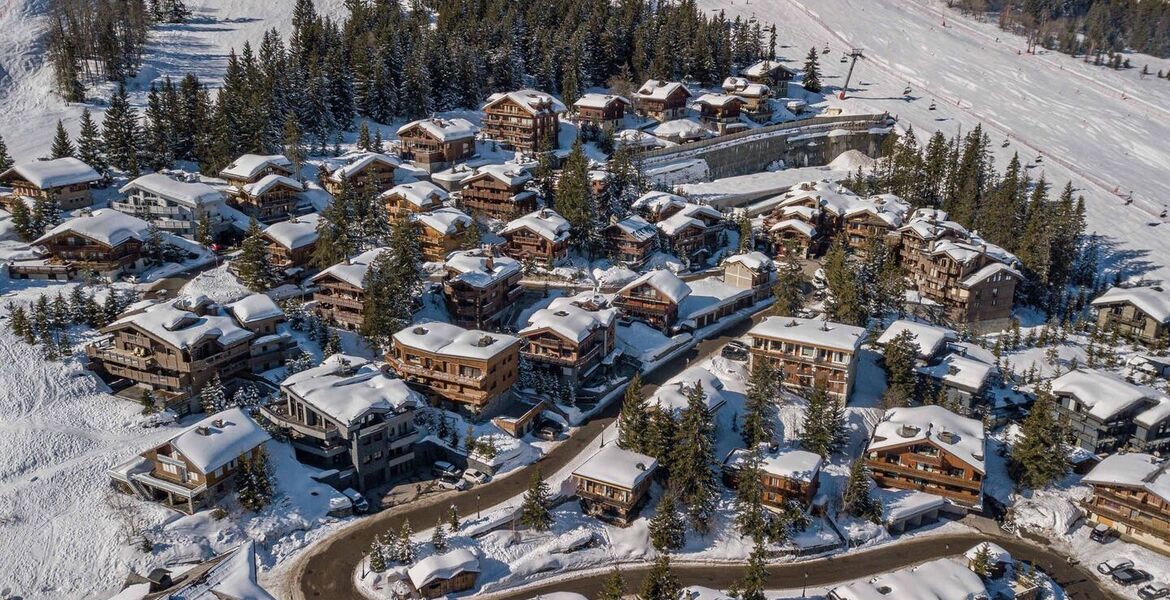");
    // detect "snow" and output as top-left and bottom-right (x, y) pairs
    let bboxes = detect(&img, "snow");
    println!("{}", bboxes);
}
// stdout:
(959, 261), (1023, 288)
(1050, 368), (1156, 421)
(383, 181), (449, 208)
(749, 316), (866, 353)
(1083, 452), (1170, 503)
(916, 354), (995, 393)
(501, 209), (571, 243)
(650, 119), (711, 141)
(869, 405), (986, 474)
(241, 174), (302, 197)
(109, 297), (253, 350)
(573, 93), (629, 110)
(310, 247), (390, 289)
(723, 251), (774, 272)
(1092, 285), (1170, 324)
(769, 218), (816, 238)
(484, 89), (566, 115)
(169, 407), (271, 476)
(520, 304), (617, 344)
(631, 191), (687, 215)
(571, 444), (657, 490)
(0, 157), (102, 189)
(656, 213), (706, 237)
(262, 214), (321, 250)
(742, 59), (793, 79)
(617, 270), (692, 304)
(397, 117), (477, 142)
(324, 153), (401, 183)
(648, 366), (729, 416)
(32, 208), (151, 247)
(678, 277), (753, 323)
(414, 207), (472, 236)
(178, 263), (253, 303)
(444, 249), (521, 289)
(120, 174), (225, 208)
(470, 163), (534, 187)
(634, 80), (692, 102)
(876, 319), (956, 359)
(406, 548), (480, 589)
(225, 294), (285, 325)
(609, 215), (657, 243)
(220, 154), (293, 182)
(392, 322), (519, 361)
(694, 93), (743, 108)
(827, 557), (986, 600)
(963, 541), (1011, 565)
(725, 445), (823, 483)
(281, 354), (423, 426)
